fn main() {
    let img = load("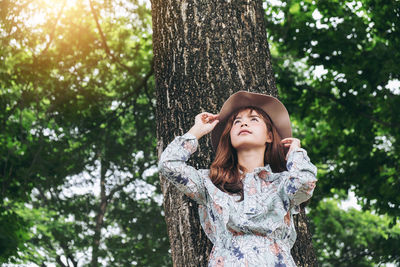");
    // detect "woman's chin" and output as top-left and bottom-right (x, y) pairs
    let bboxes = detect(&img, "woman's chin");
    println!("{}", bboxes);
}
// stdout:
(232, 142), (266, 151)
